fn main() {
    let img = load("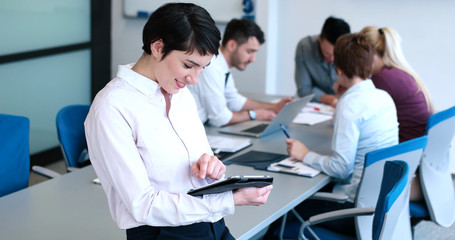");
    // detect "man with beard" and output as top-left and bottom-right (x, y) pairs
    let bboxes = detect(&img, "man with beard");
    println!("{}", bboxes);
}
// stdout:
(188, 18), (293, 127)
